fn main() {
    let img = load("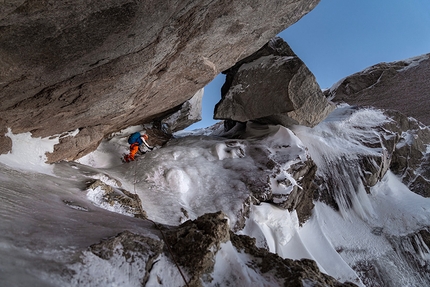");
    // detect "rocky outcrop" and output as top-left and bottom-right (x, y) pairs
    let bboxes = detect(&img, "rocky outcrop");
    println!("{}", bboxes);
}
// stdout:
(69, 212), (357, 286)
(164, 211), (357, 287)
(325, 54), (430, 126)
(1, 0), (320, 162)
(86, 179), (148, 218)
(165, 211), (231, 286)
(231, 233), (358, 287)
(160, 89), (203, 134)
(383, 110), (430, 197)
(214, 37), (334, 127)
